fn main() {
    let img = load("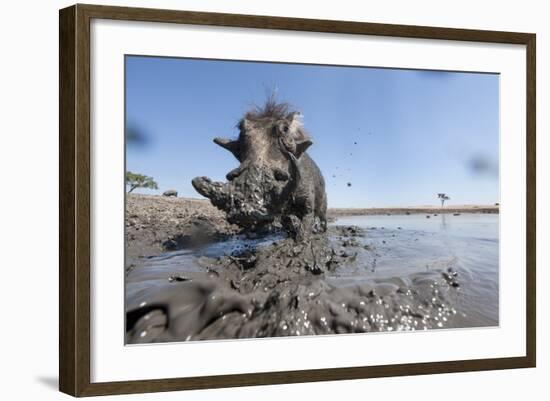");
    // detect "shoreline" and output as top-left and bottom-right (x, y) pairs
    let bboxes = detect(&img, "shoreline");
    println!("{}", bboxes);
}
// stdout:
(125, 194), (498, 263)
(328, 205), (499, 218)
(130, 193), (499, 215)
